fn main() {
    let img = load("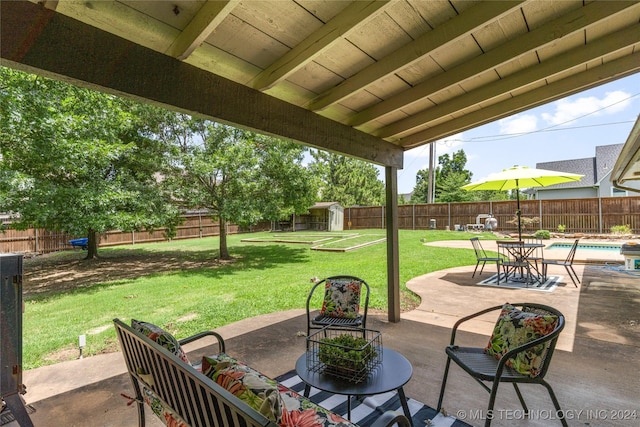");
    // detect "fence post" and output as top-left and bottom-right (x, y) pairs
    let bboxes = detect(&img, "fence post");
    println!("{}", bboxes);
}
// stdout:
(132, 231), (135, 244)
(34, 228), (38, 253)
(412, 204), (415, 230)
(598, 196), (603, 234)
(448, 202), (451, 229)
(381, 206), (384, 229)
(539, 199), (542, 230)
